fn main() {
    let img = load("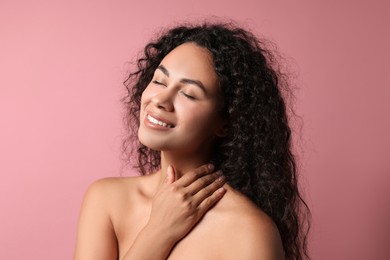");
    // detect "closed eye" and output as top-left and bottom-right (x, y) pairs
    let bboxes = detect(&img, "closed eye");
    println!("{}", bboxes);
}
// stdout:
(152, 80), (165, 86)
(181, 91), (196, 100)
